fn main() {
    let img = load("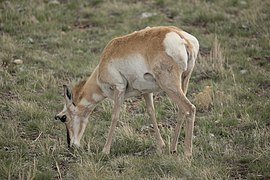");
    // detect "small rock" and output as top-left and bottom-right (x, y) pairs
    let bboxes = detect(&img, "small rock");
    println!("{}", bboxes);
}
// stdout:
(140, 125), (150, 132)
(141, 12), (157, 19)
(13, 59), (23, 65)
(240, 69), (248, 74)
(239, 1), (247, 6)
(28, 37), (34, 43)
(48, 0), (60, 5)
(241, 24), (249, 29)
